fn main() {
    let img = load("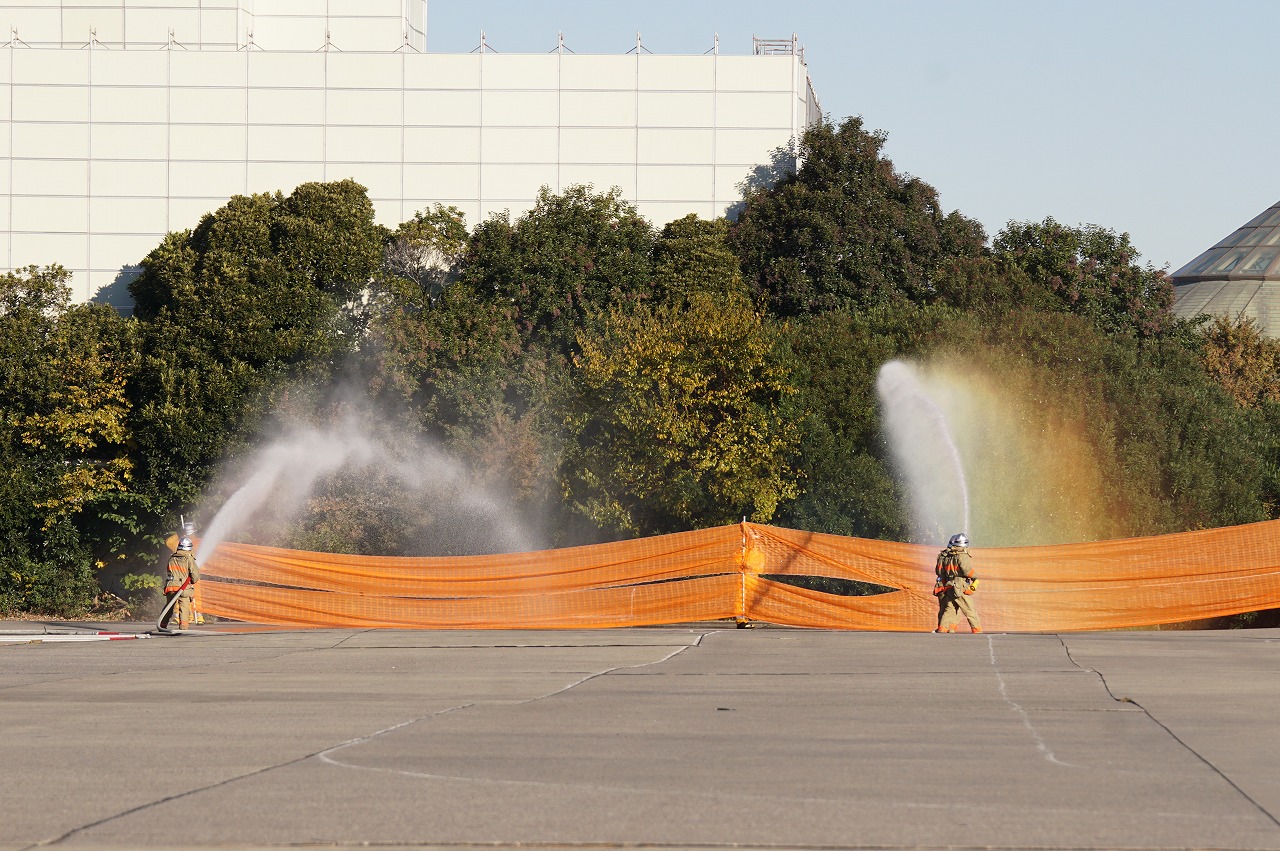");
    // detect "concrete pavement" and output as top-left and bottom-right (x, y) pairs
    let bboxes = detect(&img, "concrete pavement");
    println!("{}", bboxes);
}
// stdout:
(1, 623), (1278, 850)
